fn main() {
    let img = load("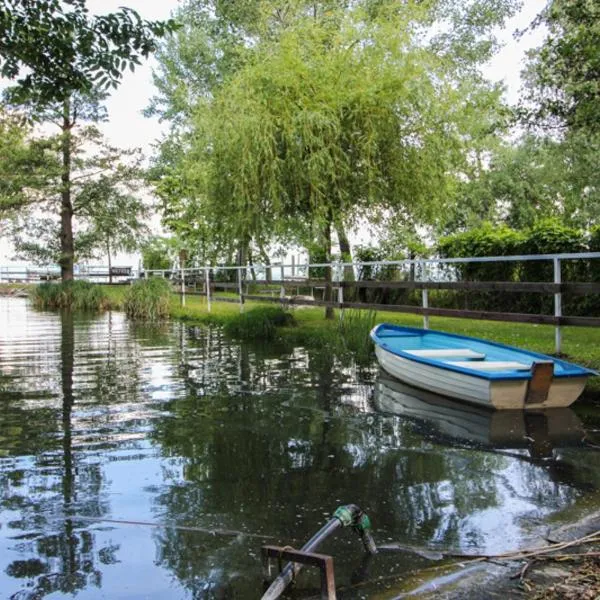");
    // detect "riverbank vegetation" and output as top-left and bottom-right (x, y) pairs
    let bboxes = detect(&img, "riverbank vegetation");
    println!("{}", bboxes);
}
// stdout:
(224, 306), (295, 341)
(31, 281), (109, 311)
(124, 278), (172, 321)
